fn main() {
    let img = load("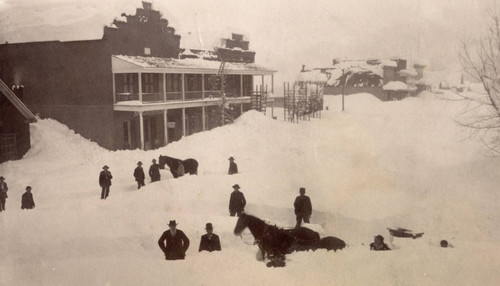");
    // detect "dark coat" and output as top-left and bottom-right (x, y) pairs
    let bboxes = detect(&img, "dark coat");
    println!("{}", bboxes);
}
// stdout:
(229, 190), (246, 212)
(0, 182), (8, 199)
(21, 192), (35, 209)
(294, 195), (312, 216)
(99, 170), (113, 187)
(149, 163), (161, 182)
(199, 233), (221, 252)
(370, 242), (390, 251)
(134, 166), (145, 181)
(158, 229), (190, 260)
(228, 162), (238, 175)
